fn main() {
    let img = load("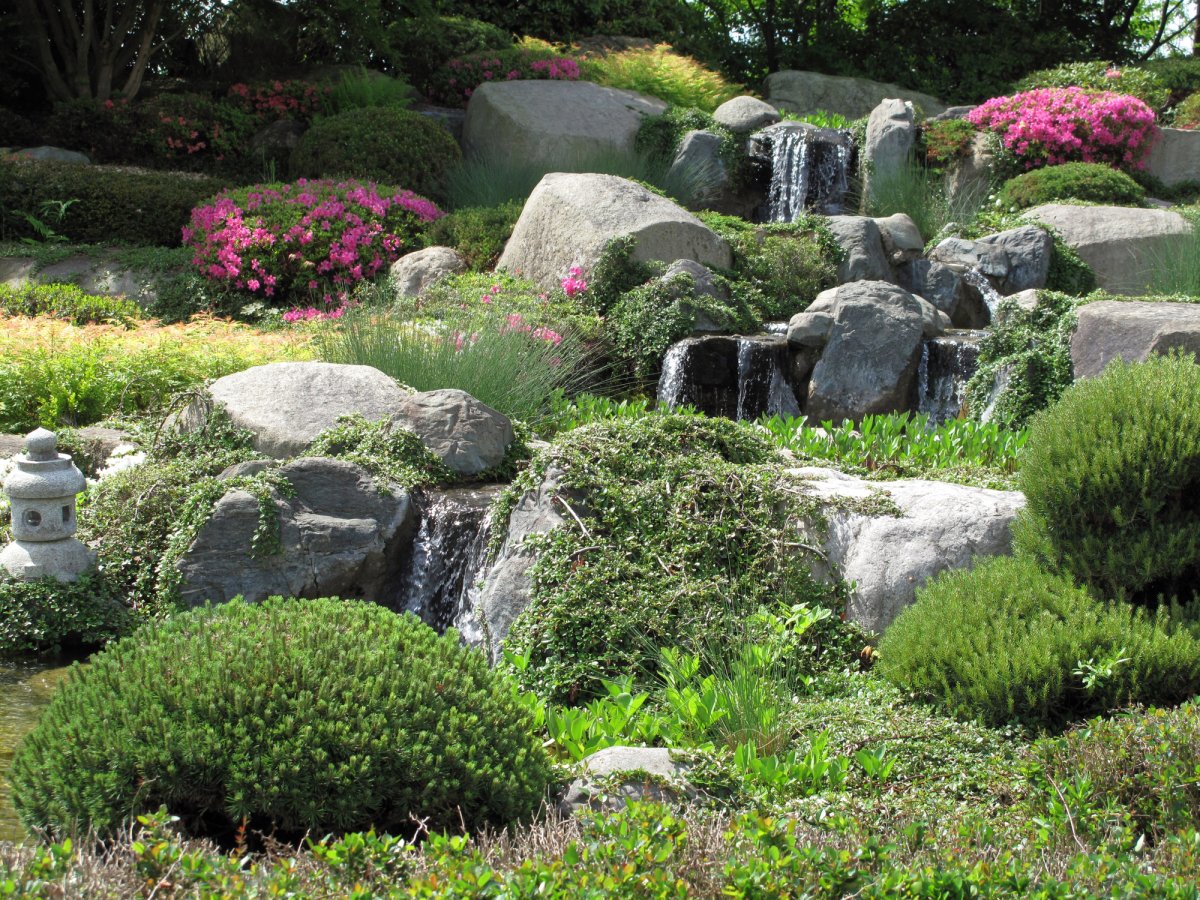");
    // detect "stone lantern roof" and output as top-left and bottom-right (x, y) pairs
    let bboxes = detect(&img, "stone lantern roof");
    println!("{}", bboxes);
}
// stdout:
(4, 428), (87, 500)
